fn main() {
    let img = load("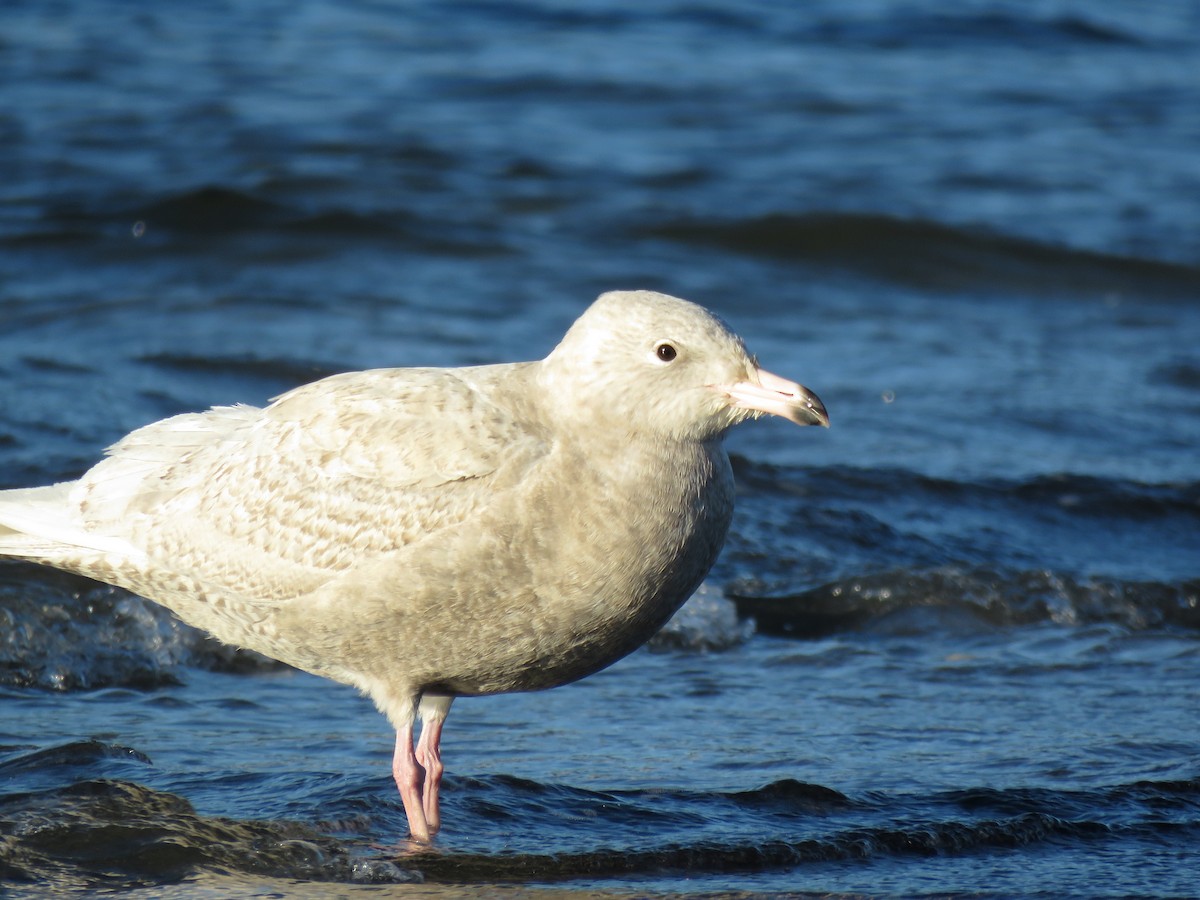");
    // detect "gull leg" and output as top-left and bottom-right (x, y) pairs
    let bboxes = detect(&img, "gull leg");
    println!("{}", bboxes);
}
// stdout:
(416, 694), (454, 834)
(392, 722), (431, 843)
